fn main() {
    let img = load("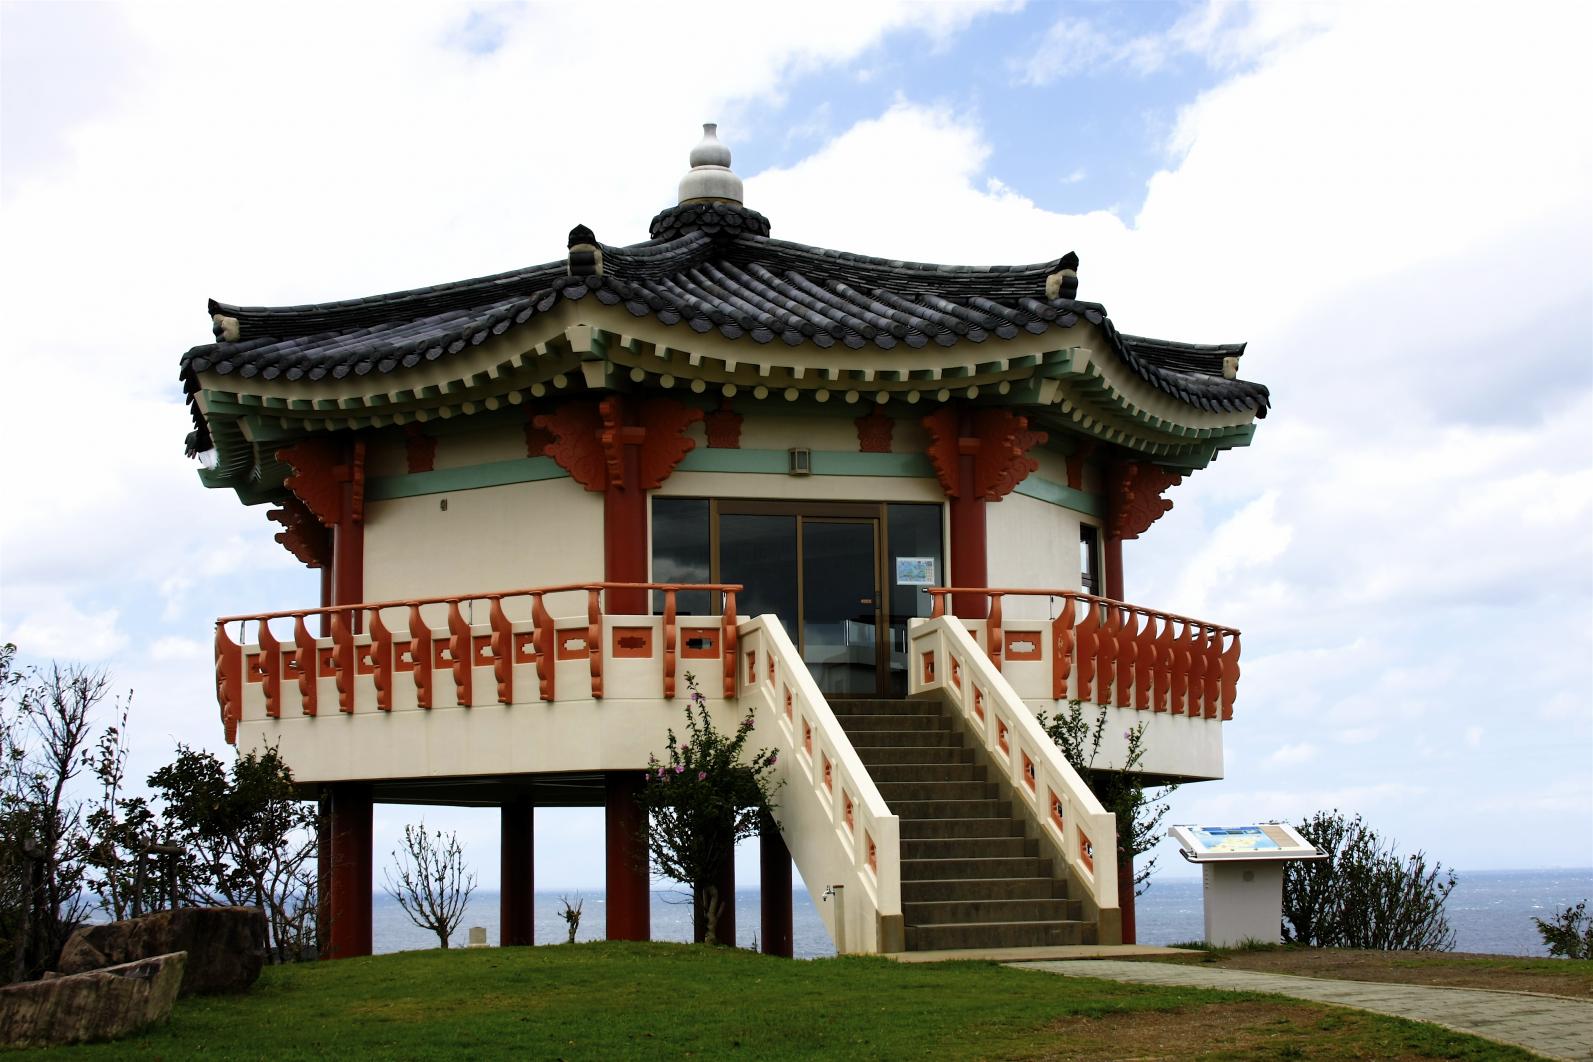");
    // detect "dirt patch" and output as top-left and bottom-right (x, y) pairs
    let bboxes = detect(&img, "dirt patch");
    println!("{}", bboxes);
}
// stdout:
(1143, 948), (1593, 1000)
(1025, 999), (1526, 1061)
